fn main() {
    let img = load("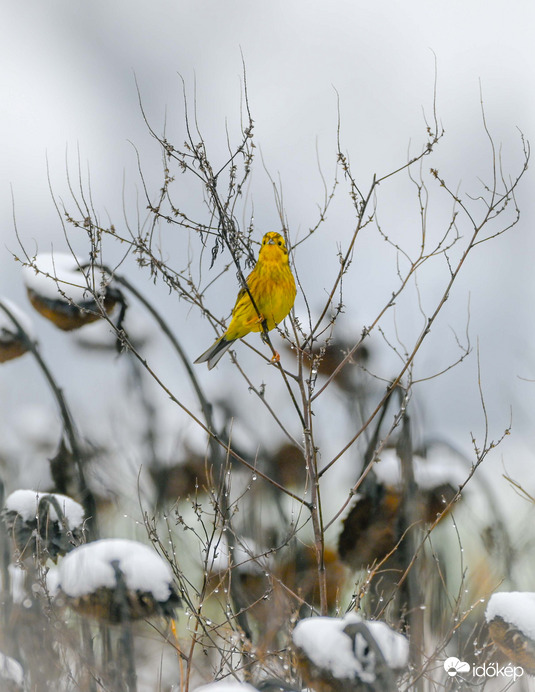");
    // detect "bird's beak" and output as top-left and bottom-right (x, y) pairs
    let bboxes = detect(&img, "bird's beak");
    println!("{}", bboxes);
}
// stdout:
(267, 237), (275, 245)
